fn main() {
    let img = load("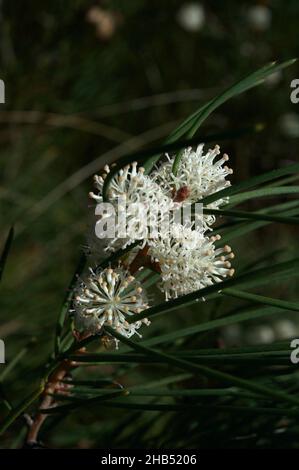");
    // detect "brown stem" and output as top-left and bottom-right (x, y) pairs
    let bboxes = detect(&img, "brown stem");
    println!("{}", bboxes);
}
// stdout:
(128, 244), (161, 275)
(128, 245), (149, 274)
(25, 359), (74, 444)
(25, 339), (87, 445)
